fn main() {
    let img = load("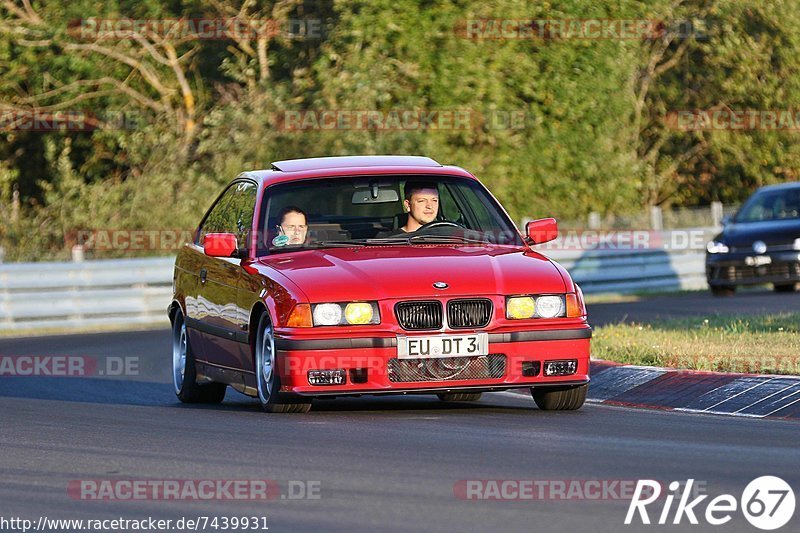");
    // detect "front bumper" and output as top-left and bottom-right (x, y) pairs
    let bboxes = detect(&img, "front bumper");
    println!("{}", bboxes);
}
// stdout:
(271, 327), (592, 396)
(706, 251), (800, 286)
